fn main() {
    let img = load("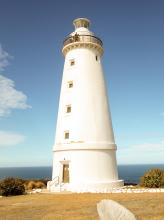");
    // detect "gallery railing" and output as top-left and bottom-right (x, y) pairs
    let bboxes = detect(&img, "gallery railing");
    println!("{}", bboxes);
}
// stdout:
(63, 34), (103, 47)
